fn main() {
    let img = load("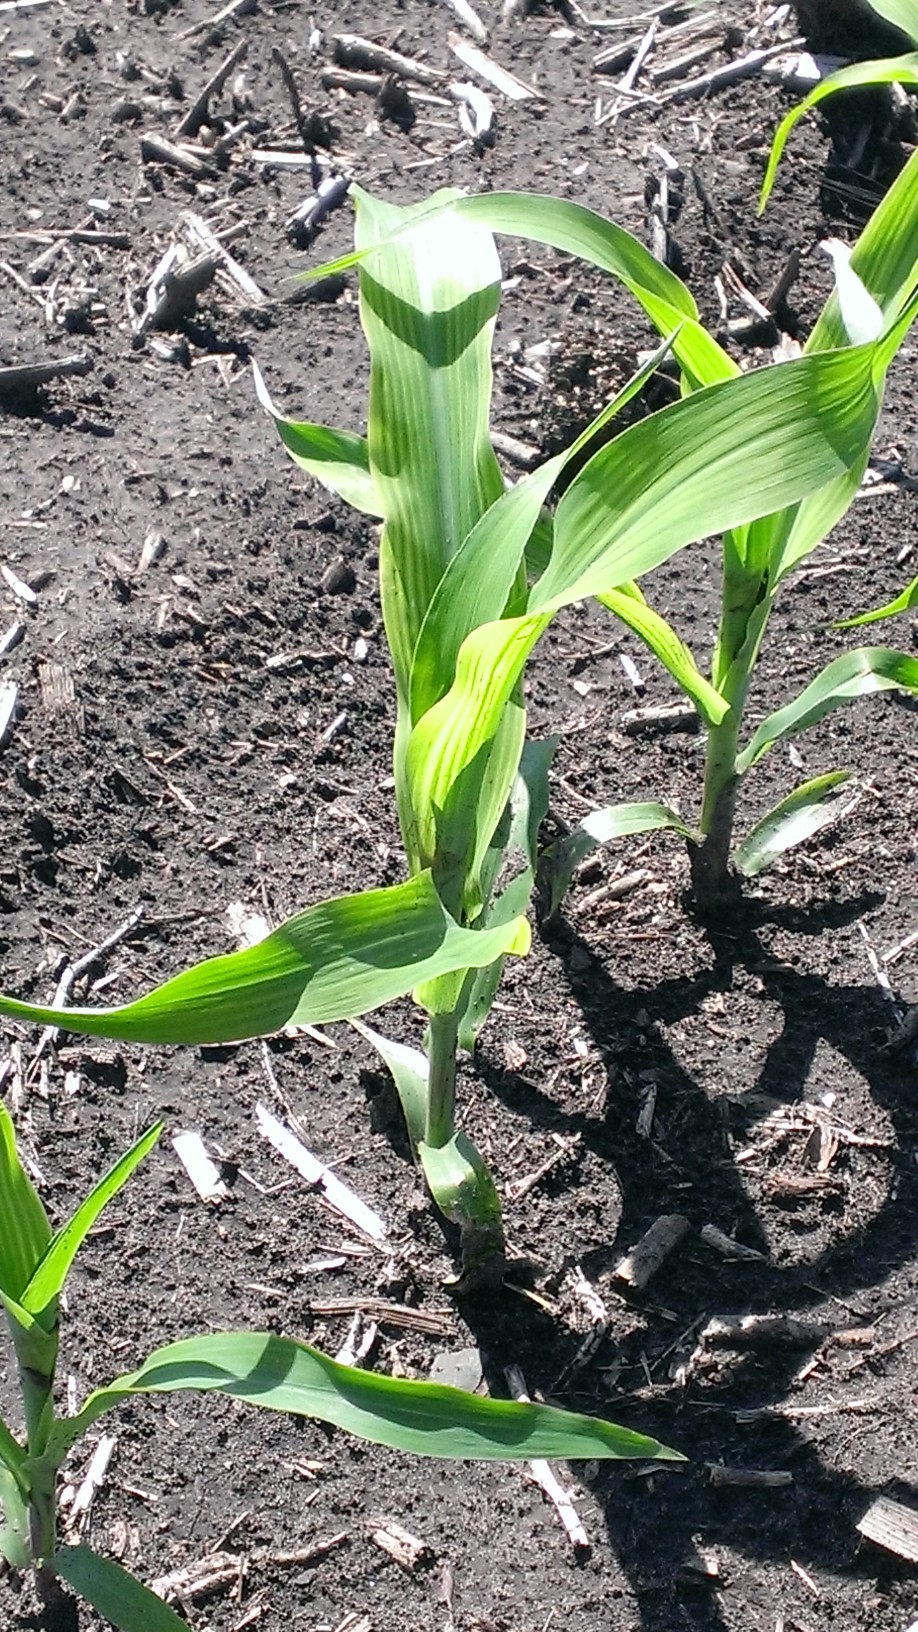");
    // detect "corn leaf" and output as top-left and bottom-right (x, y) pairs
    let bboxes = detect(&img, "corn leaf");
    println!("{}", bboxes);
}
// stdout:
(309, 190), (733, 390)
(410, 333), (677, 728)
(54, 1546), (190, 1632)
(0, 874), (530, 1046)
(418, 1131), (502, 1247)
(0, 1465), (29, 1570)
(734, 148), (918, 585)
(21, 1125), (163, 1320)
(760, 57), (918, 212)
(545, 802), (695, 919)
(355, 186), (504, 713)
(0, 1107), (51, 1300)
(806, 146), (918, 353)
(865, 0), (918, 35)
(448, 192), (736, 390)
(350, 1019), (429, 1150)
(253, 363), (382, 518)
(596, 584), (728, 725)
(405, 618), (547, 903)
(0, 1419), (26, 1496)
(530, 343), (879, 612)
(737, 649), (918, 772)
(0, 1289), (58, 1375)
(49, 1332), (679, 1464)
(402, 345), (675, 897)
(835, 572), (918, 628)
(734, 772), (858, 877)
(455, 737), (555, 1050)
